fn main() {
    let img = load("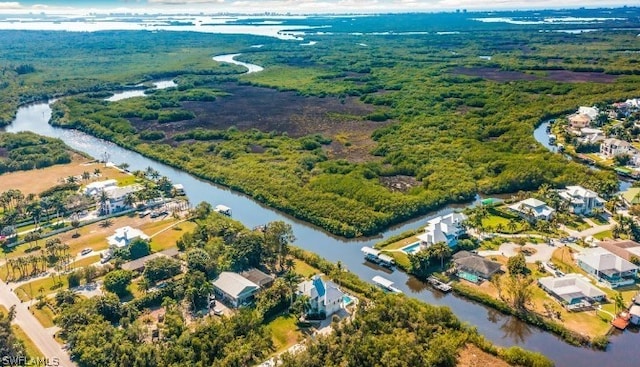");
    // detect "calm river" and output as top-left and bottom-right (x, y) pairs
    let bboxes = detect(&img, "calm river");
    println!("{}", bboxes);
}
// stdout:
(3, 55), (638, 367)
